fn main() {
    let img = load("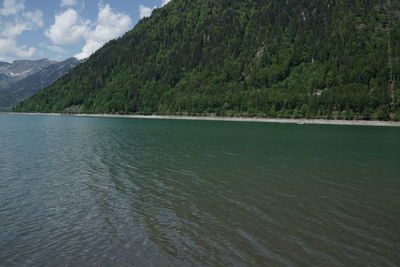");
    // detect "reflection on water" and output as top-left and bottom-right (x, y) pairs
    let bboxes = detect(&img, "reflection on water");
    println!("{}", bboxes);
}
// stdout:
(0, 114), (399, 266)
